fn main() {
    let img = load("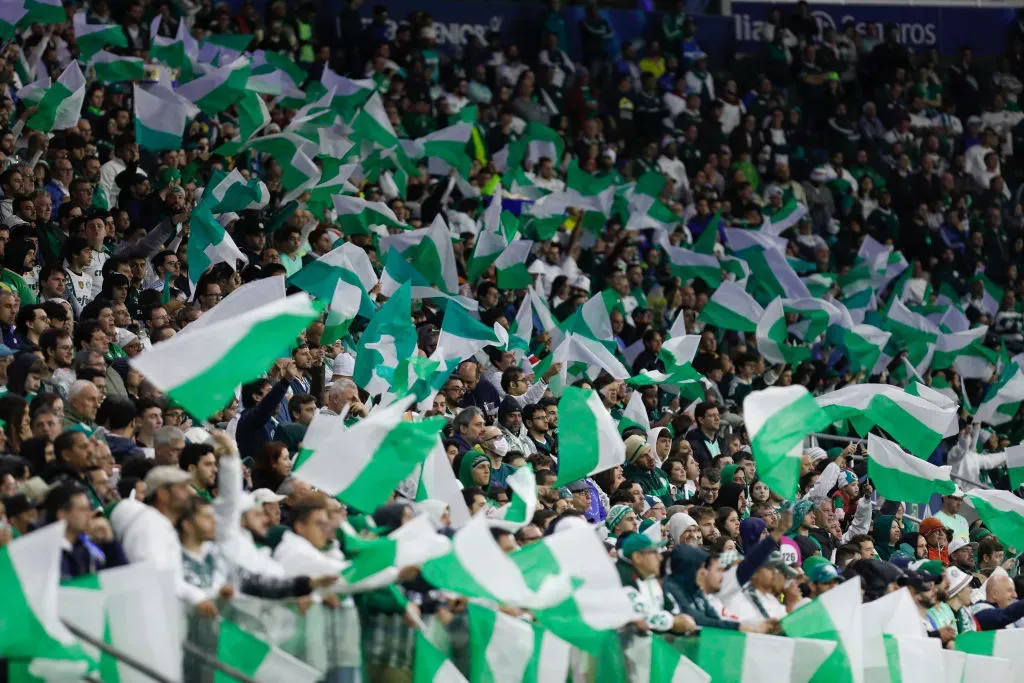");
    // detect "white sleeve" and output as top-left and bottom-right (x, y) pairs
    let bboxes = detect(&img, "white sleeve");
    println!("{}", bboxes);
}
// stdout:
(520, 379), (549, 405)
(803, 462), (841, 504)
(214, 454), (243, 548)
(841, 497), (872, 542)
